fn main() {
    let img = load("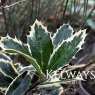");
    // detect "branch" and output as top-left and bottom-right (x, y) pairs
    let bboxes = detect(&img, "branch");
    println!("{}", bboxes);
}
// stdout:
(0, 0), (26, 9)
